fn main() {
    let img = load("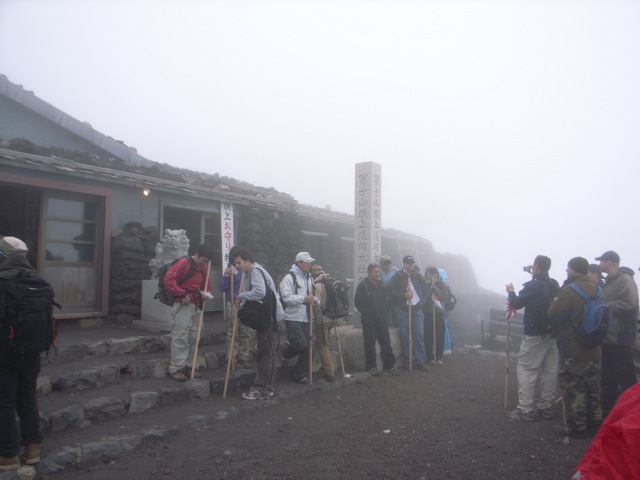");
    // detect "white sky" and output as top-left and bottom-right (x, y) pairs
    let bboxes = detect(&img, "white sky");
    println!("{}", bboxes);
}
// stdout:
(1, 0), (639, 294)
